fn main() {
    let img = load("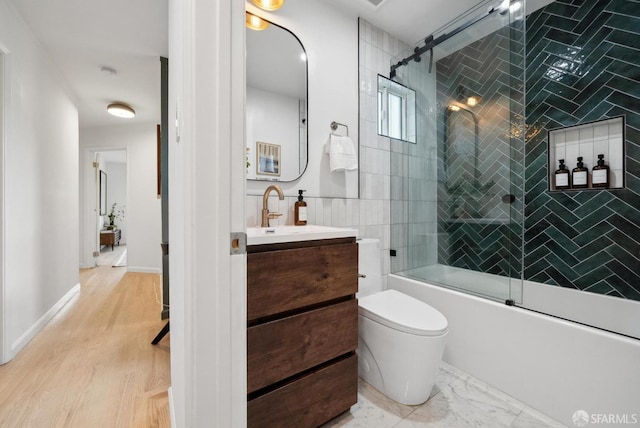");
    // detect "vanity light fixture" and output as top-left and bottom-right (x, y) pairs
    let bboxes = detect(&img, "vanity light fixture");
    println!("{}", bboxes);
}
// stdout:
(107, 102), (136, 119)
(466, 96), (478, 107)
(449, 105), (461, 112)
(251, 0), (285, 11)
(246, 12), (269, 31)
